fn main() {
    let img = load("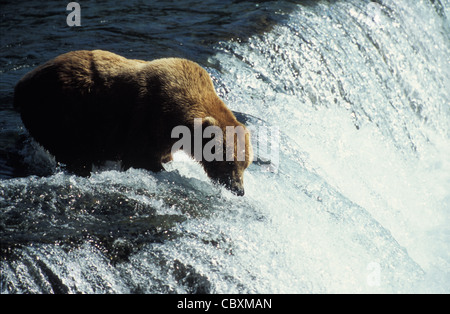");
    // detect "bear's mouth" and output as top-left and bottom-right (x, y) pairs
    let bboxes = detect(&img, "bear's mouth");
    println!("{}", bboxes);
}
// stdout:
(230, 184), (245, 196)
(215, 177), (244, 196)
